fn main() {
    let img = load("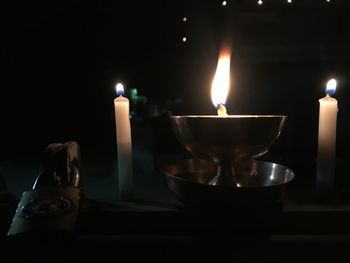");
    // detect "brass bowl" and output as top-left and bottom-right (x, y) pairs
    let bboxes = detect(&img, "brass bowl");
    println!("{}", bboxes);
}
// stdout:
(170, 115), (287, 186)
(161, 159), (295, 208)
